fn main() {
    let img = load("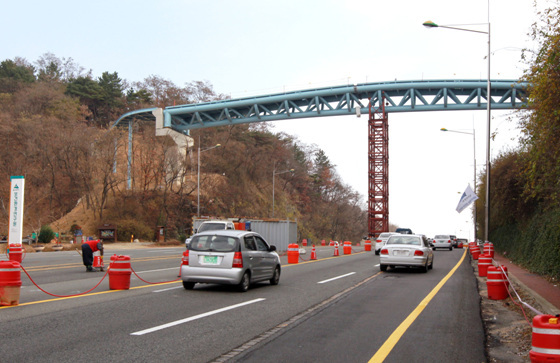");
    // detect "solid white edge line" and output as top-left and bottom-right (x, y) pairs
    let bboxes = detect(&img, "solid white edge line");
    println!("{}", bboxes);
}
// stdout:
(131, 298), (266, 336)
(318, 272), (356, 284)
(152, 286), (183, 293)
(135, 267), (178, 273)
